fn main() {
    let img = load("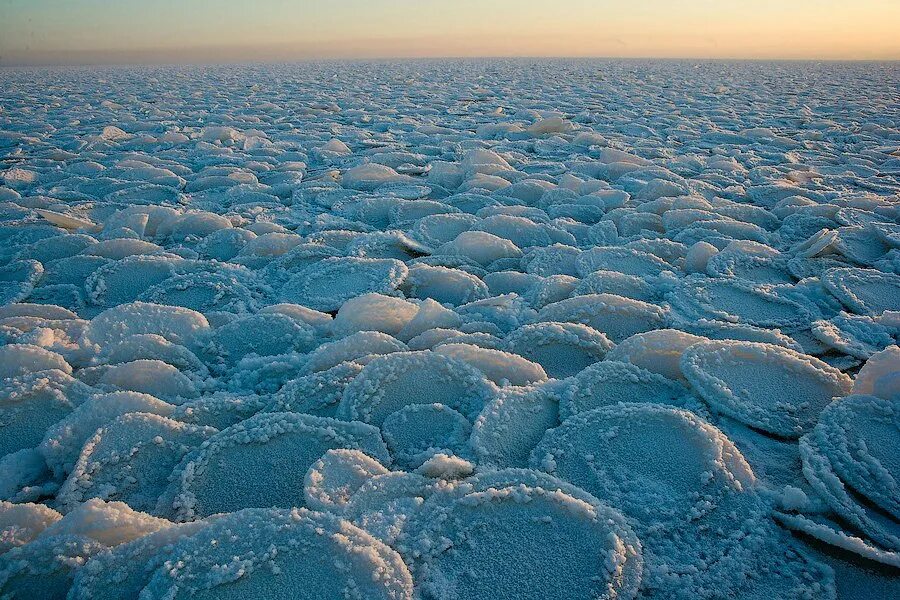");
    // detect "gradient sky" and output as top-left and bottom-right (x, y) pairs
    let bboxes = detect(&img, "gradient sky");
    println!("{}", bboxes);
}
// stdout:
(1, 0), (899, 65)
